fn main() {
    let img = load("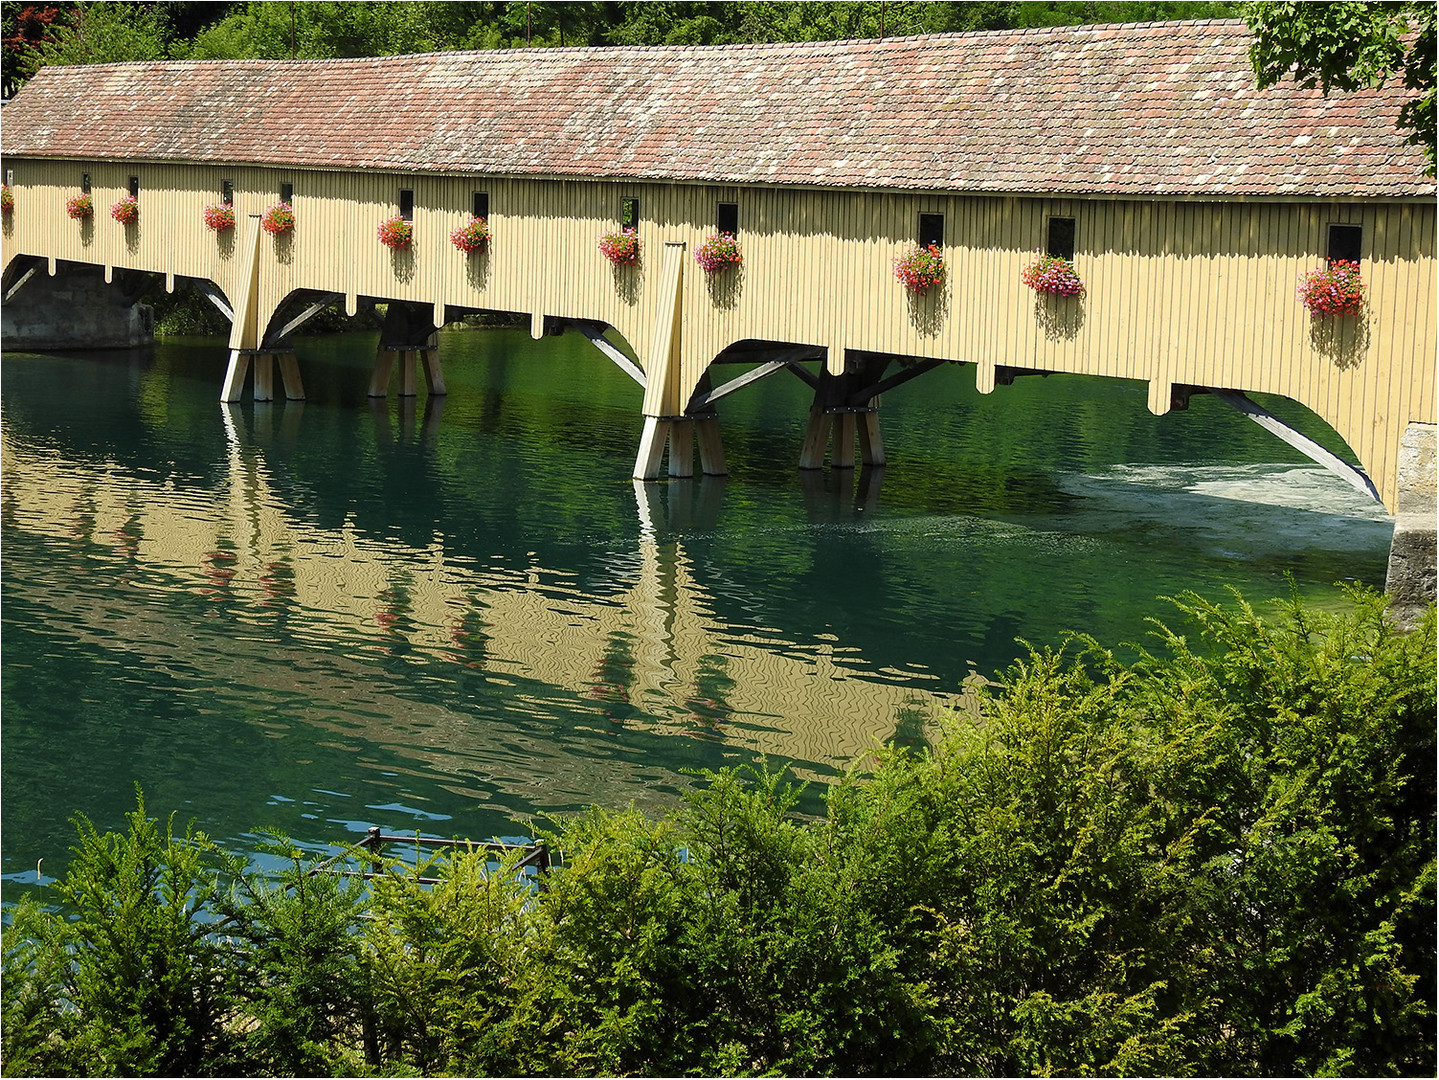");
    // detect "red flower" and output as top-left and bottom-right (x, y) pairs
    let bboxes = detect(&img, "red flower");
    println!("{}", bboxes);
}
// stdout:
(1298, 260), (1364, 316)
(599, 227), (641, 265)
